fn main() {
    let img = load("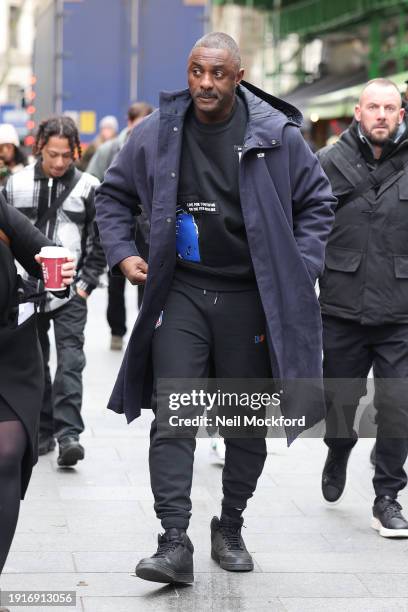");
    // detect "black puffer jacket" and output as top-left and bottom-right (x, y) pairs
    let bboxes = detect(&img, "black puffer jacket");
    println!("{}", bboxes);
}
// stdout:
(318, 120), (408, 324)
